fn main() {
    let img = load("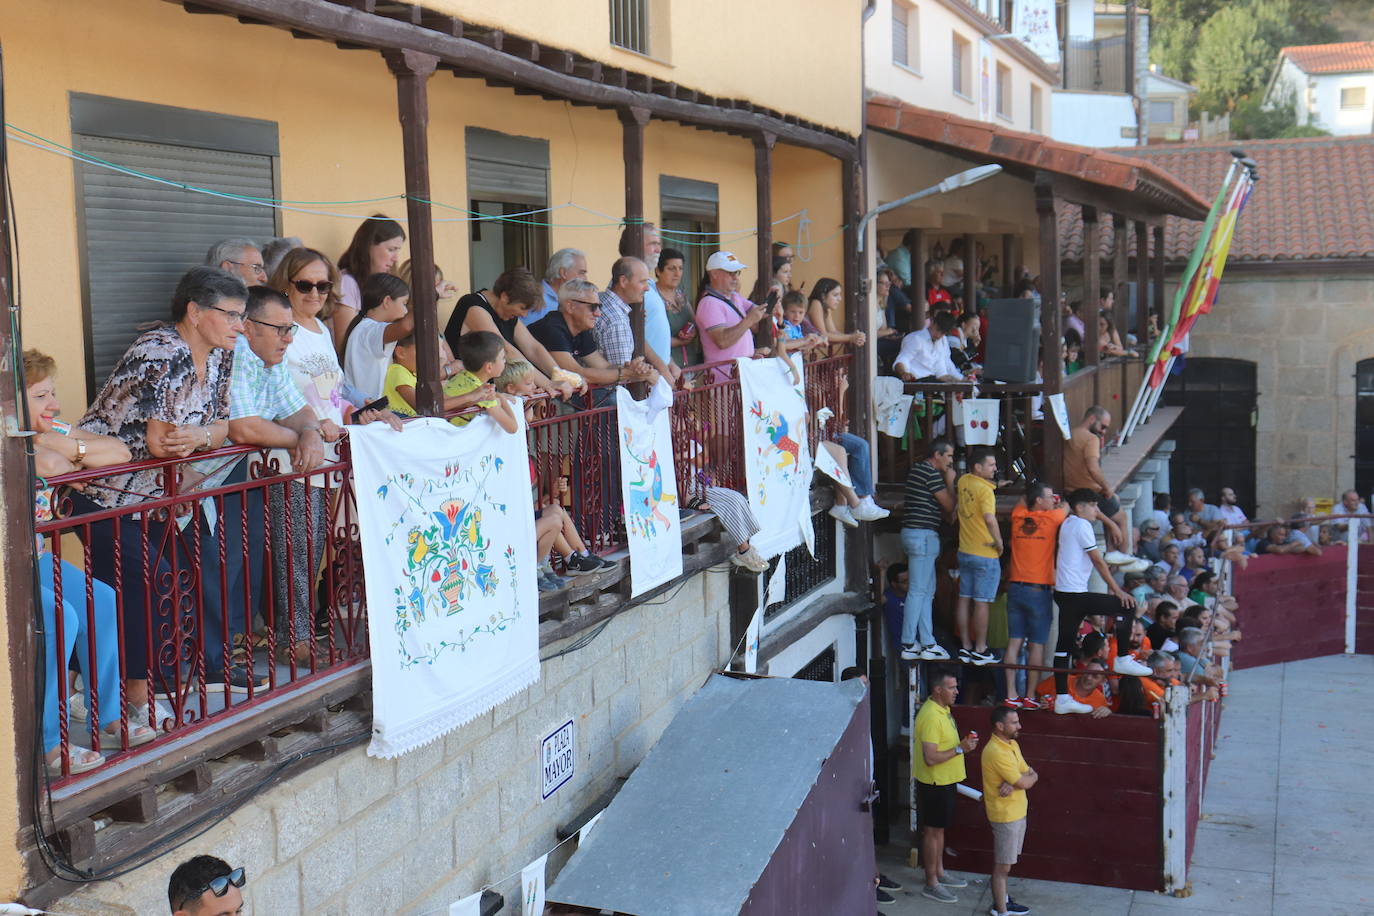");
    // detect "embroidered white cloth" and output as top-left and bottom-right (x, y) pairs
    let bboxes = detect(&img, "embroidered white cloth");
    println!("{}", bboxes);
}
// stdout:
(1013, 0), (1060, 65)
(737, 357), (815, 559)
(521, 853), (549, 916)
(963, 398), (1000, 446)
(350, 416), (540, 758)
(873, 376), (914, 438)
(616, 380), (683, 597)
